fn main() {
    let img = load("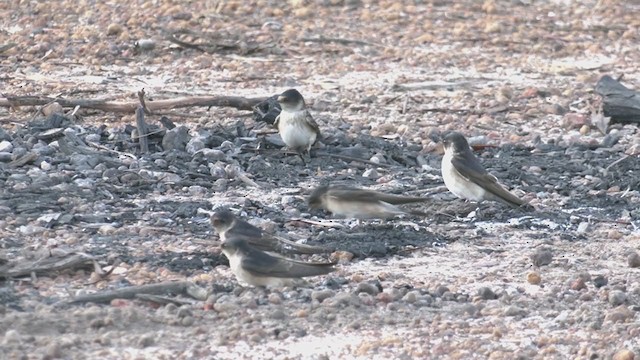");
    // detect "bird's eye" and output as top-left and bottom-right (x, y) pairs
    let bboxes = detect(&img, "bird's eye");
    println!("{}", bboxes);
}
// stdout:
(220, 242), (227, 249)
